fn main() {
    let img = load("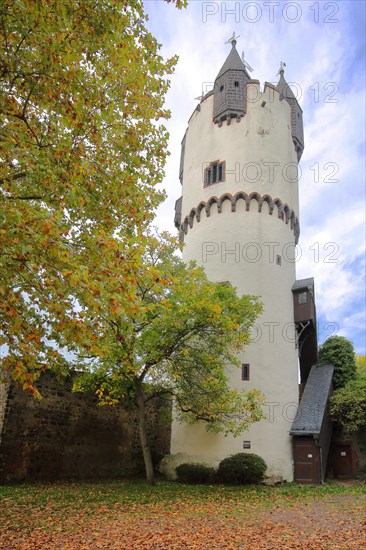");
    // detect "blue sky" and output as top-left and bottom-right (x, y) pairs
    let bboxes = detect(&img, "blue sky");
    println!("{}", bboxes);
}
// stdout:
(143, 0), (365, 354)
